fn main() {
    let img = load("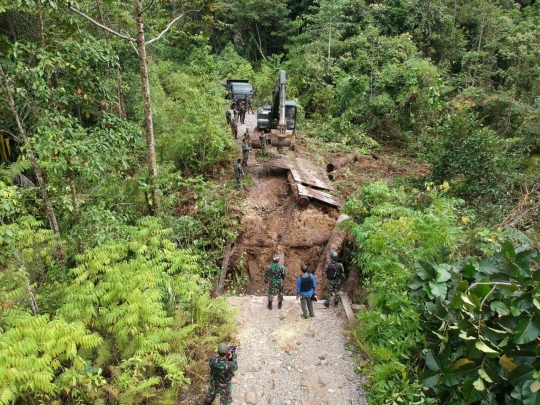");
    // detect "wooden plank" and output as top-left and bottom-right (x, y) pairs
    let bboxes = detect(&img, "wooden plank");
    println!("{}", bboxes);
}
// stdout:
(297, 184), (341, 208)
(340, 292), (356, 321)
